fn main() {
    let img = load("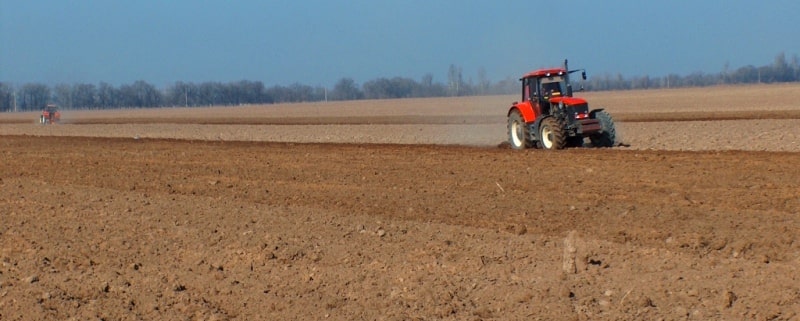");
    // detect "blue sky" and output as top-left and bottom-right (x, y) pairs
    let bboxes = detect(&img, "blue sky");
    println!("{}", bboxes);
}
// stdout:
(1, 1), (799, 87)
